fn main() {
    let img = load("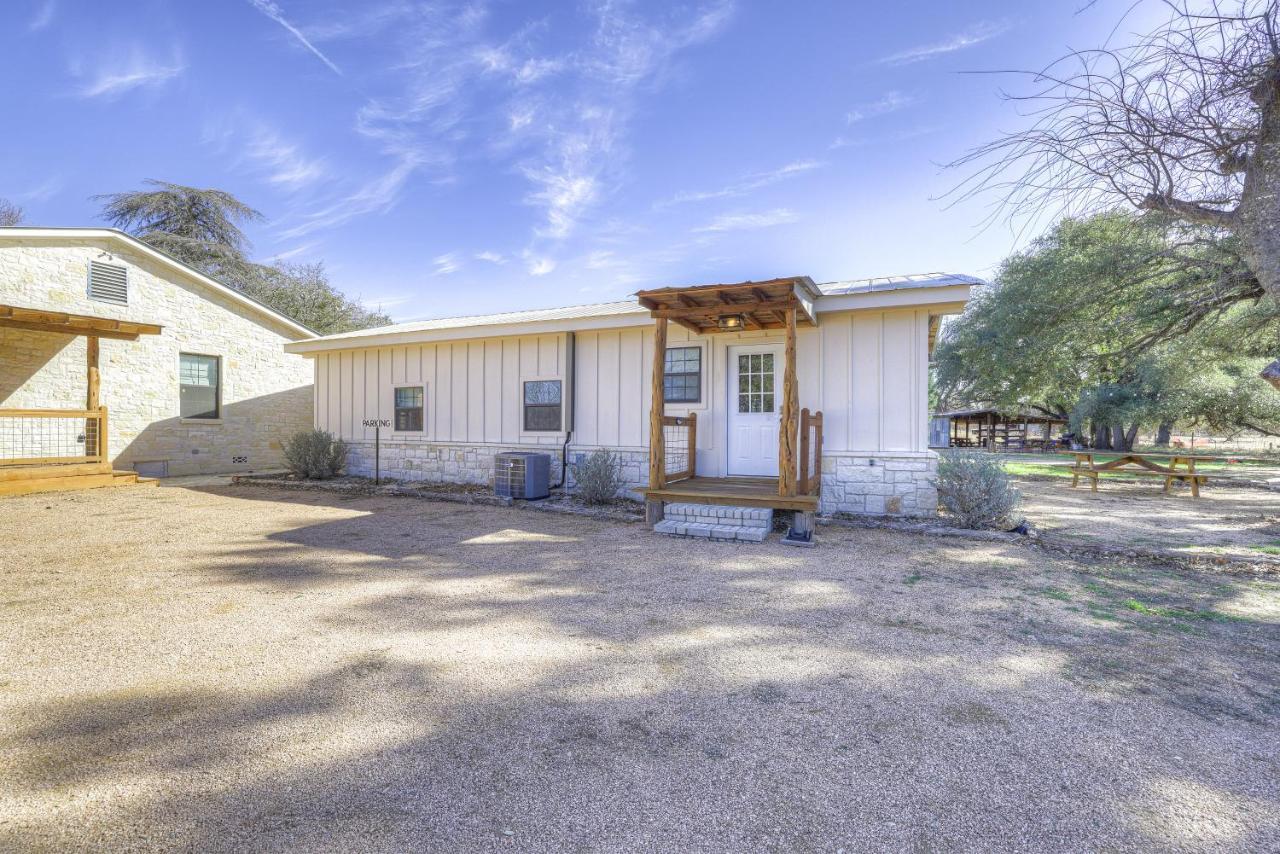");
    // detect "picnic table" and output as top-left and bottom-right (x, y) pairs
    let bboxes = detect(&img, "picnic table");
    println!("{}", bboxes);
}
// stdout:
(1061, 451), (1215, 497)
